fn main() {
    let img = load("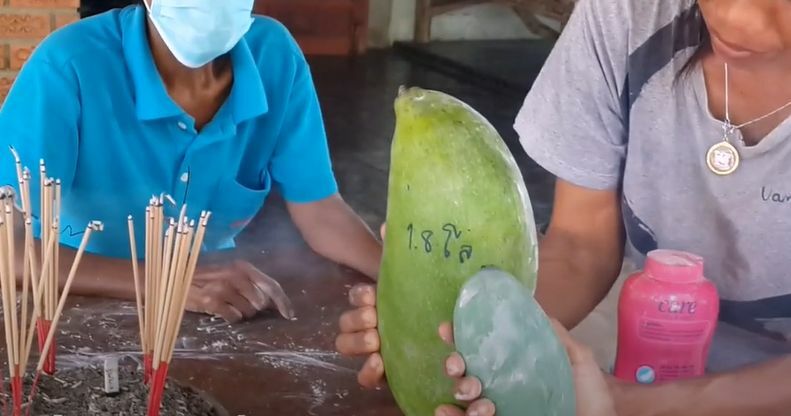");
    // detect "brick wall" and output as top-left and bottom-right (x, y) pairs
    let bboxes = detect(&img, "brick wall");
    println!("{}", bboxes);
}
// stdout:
(0, 0), (80, 104)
